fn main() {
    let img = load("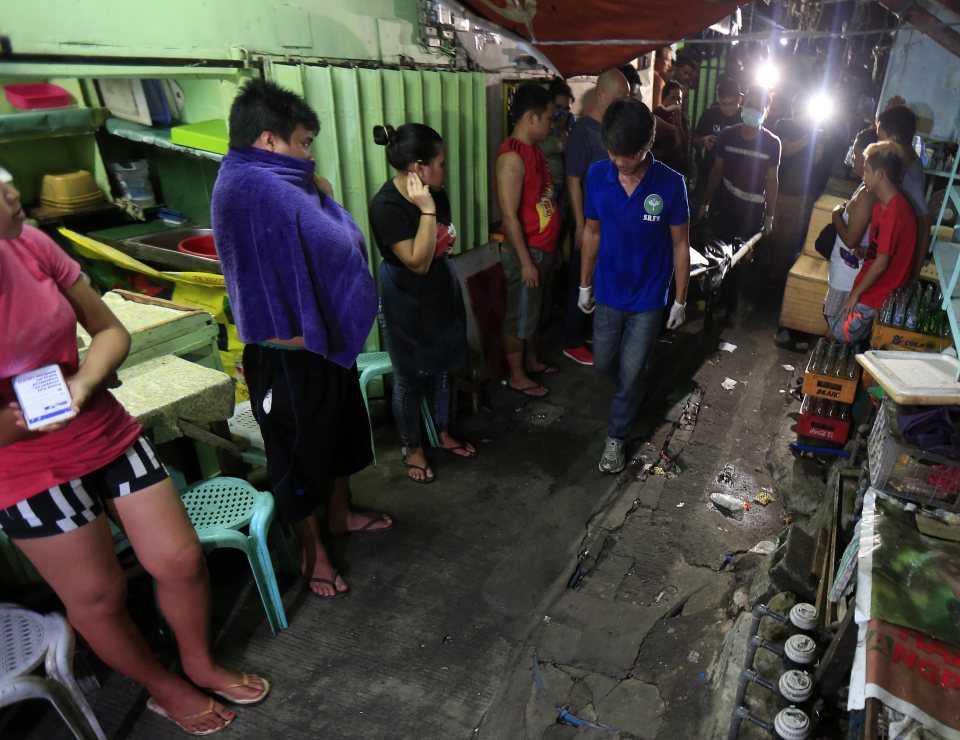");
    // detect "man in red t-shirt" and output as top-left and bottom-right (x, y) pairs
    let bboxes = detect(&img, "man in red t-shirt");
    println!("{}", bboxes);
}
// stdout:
(496, 83), (560, 398)
(831, 141), (917, 343)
